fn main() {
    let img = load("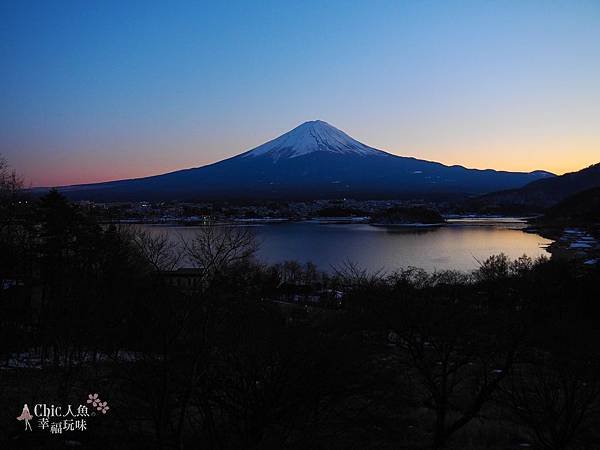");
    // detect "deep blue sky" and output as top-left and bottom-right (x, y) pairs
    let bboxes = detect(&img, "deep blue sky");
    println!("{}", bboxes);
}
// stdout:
(1, 0), (599, 186)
